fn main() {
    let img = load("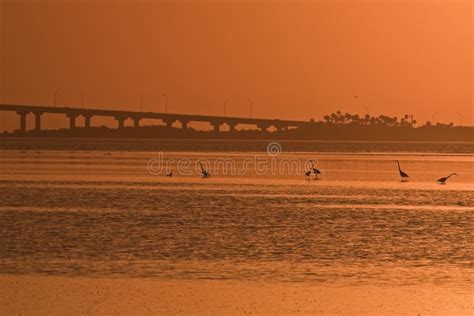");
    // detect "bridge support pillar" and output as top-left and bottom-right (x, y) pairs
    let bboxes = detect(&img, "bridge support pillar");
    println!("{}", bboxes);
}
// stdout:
(180, 120), (189, 129)
(34, 112), (42, 131)
(84, 115), (92, 128)
(164, 119), (175, 128)
(227, 122), (237, 132)
(257, 124), (270, 132)
(133, 117), (141, 128)
(211, 122), (222, 132)
(116, 116), (126, 129)
(67, 114), (78, 129)
(17, 111), (29, 133)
